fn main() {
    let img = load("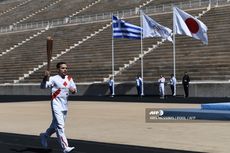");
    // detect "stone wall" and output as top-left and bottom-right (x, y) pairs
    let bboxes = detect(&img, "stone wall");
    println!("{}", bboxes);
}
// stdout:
(0, 82), (230, 97)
